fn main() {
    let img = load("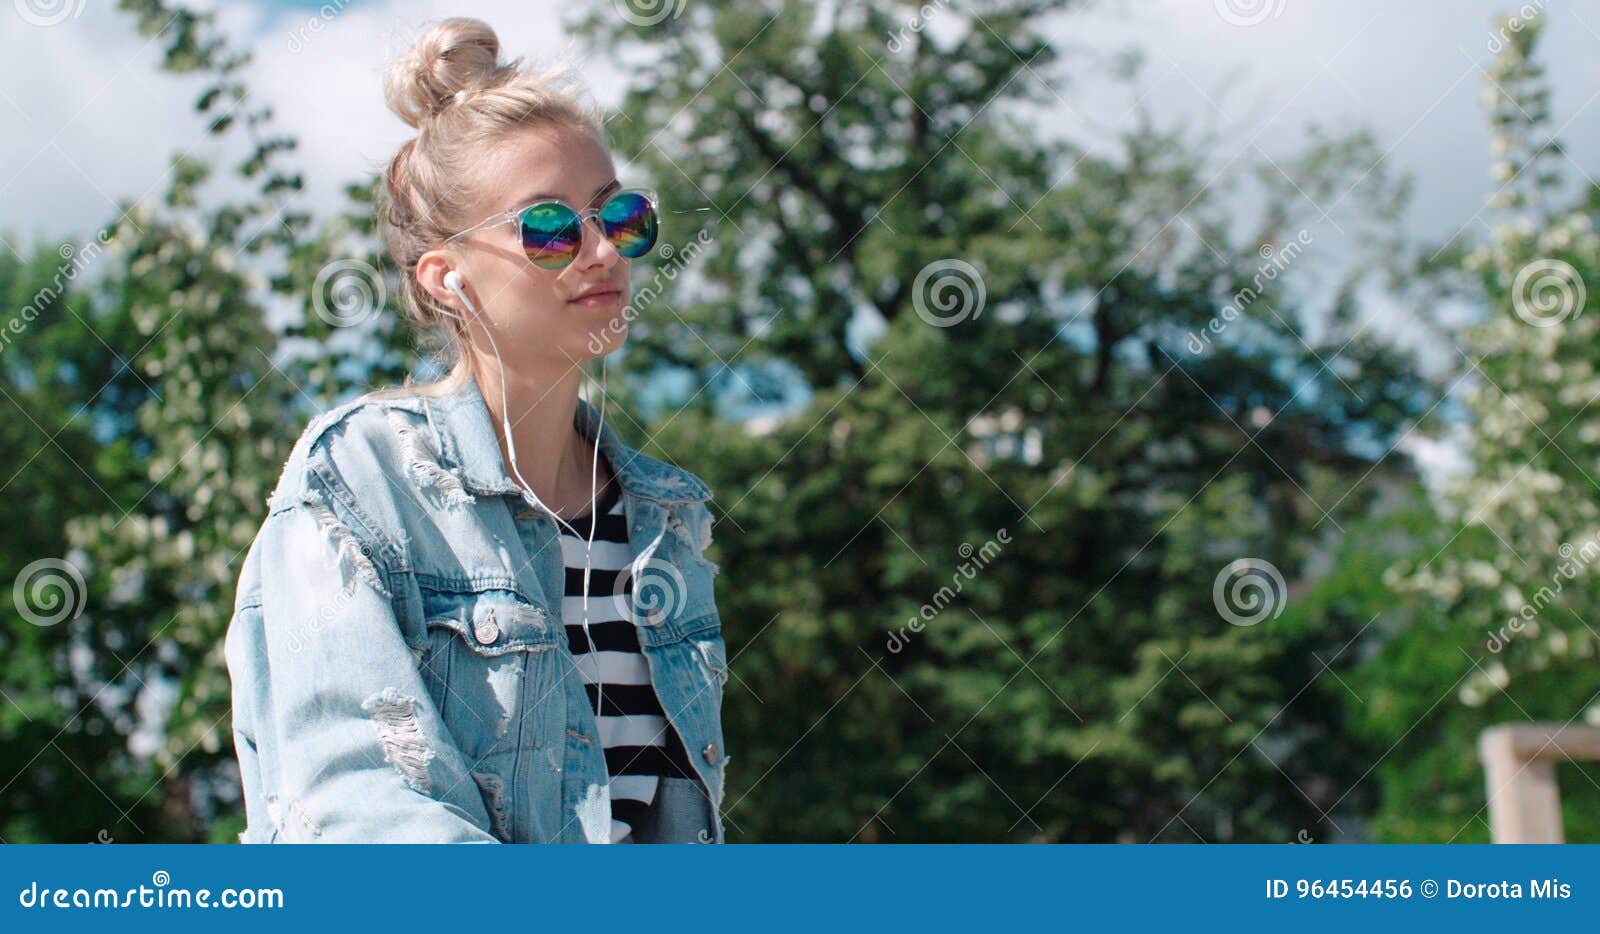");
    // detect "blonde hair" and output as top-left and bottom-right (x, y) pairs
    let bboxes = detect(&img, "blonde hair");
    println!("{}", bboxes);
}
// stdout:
(374, 17), (606, 397)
